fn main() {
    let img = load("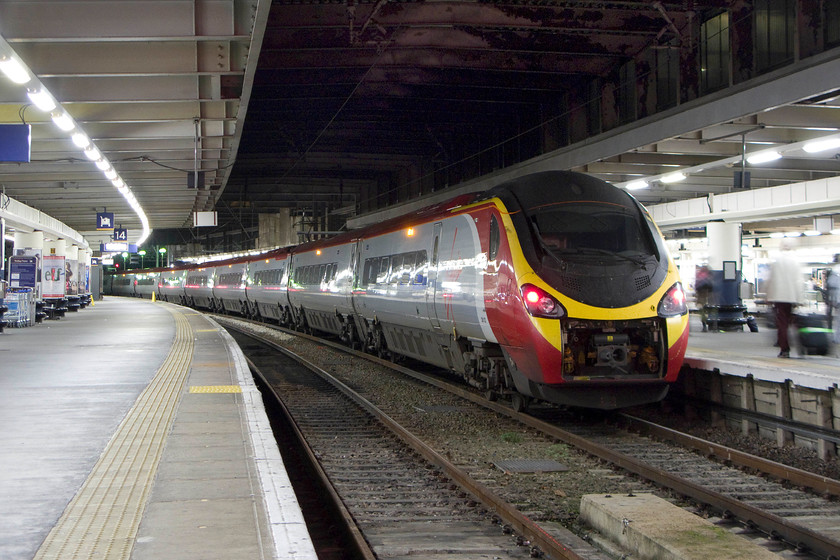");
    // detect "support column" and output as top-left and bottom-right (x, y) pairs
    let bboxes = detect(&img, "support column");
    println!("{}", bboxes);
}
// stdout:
(14, 231), (44, 300)
(706, 221), (747, 330)
(66, 245), (80, 311)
